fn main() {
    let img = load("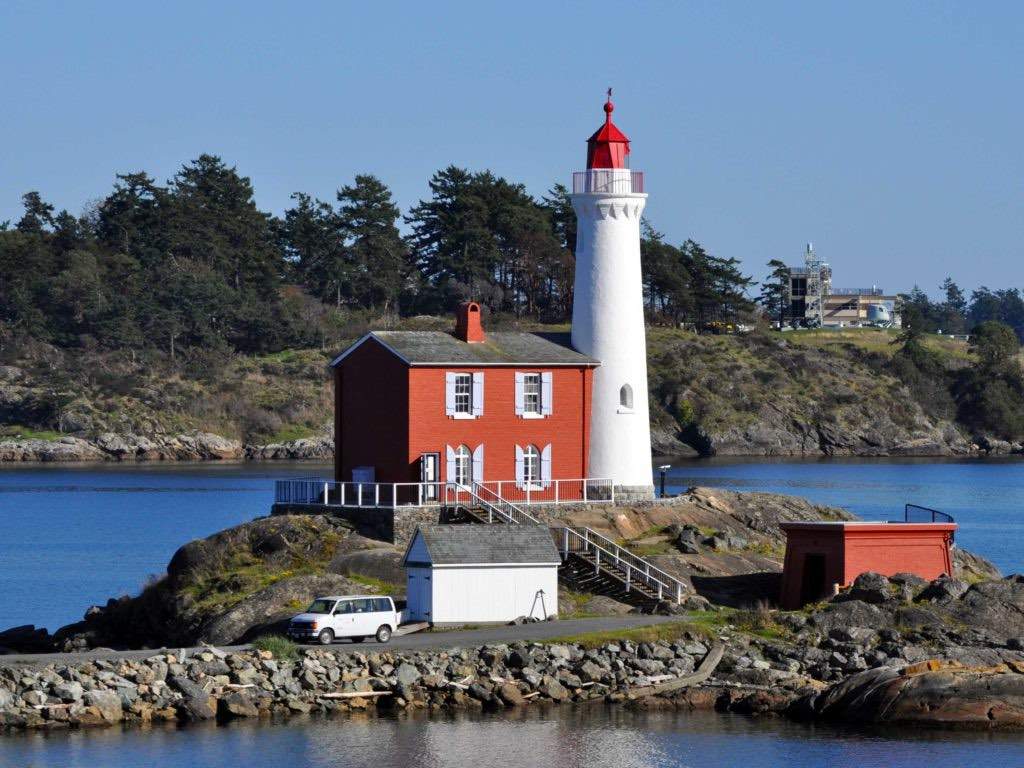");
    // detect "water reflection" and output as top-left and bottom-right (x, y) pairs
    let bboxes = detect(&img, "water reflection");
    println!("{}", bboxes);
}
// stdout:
(6, 708), (1024, 768)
